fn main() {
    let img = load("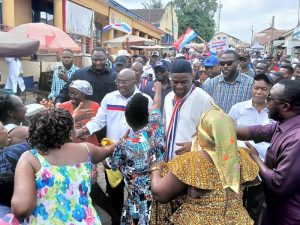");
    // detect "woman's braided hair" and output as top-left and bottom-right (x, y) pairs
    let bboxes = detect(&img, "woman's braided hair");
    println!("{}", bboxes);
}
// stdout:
(28, 108), (74, 152)
(0, 94), (14, 123)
